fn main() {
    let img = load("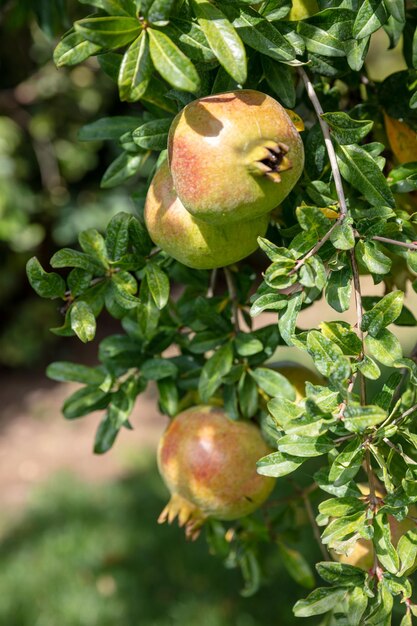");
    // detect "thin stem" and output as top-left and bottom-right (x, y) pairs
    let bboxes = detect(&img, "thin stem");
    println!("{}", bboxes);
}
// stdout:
(371, 236), (417, 251)
(303, 492), (330, 561)
(207, 268), (218, 298)
(224, 267), (240, 333)
(299, 68), (348, 218)
(382, 437), (417, 466)
(392, 402), (417, 427)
